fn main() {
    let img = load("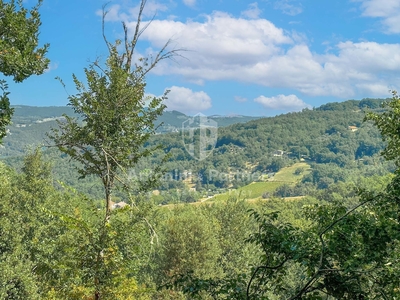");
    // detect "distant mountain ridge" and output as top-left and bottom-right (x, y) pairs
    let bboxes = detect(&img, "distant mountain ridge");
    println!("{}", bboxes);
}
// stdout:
(0, 98), (387, 159)
(0, 106), (261, 157)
